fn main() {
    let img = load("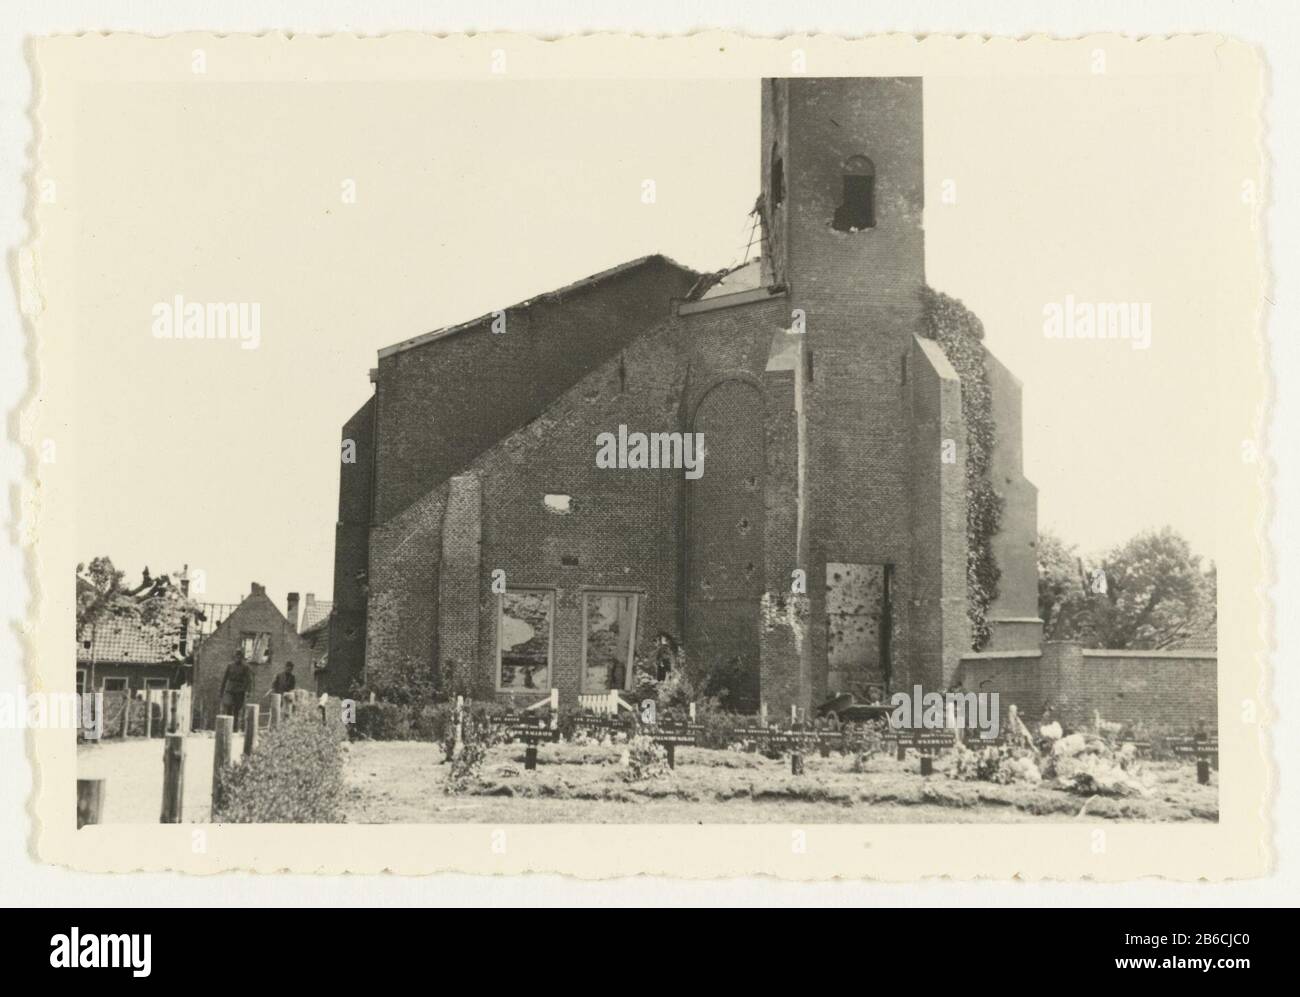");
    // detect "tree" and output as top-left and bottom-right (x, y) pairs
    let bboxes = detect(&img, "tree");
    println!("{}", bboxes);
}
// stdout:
(1037, 530), (1084, 638)
(77, 557), (203, 653)
(1036, 527), (1213, 650)
(76, 556), (129, 633)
